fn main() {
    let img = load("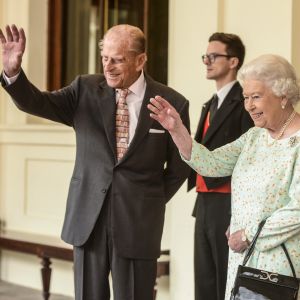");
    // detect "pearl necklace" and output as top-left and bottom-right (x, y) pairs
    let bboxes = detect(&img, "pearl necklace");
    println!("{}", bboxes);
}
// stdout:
(267, 110), (296, 146)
